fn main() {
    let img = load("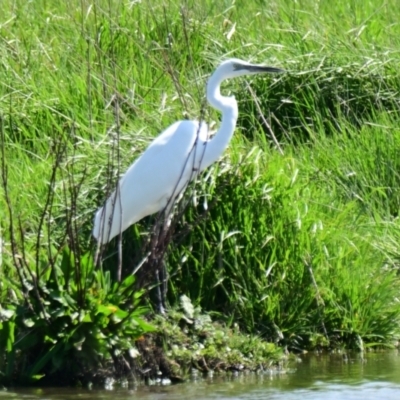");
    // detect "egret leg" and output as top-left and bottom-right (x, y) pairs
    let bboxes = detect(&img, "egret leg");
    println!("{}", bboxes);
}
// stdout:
(155, 261), (168, 314)
(151, 206), (173, 314)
